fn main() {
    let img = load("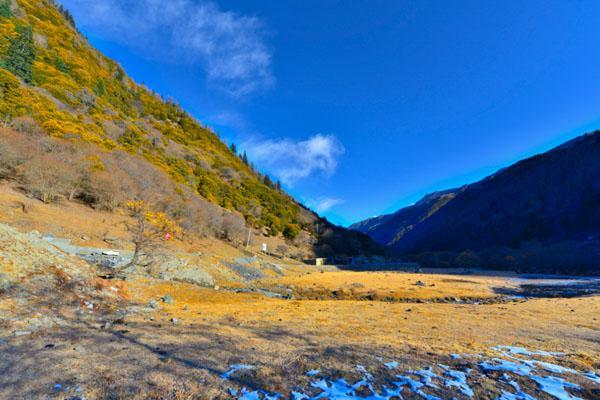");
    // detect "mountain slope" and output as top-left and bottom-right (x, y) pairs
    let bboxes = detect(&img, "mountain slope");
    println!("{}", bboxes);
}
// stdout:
(350, 188), (459, 247)
(0, 0), (380, 256)
(352, 131), (600, 273)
